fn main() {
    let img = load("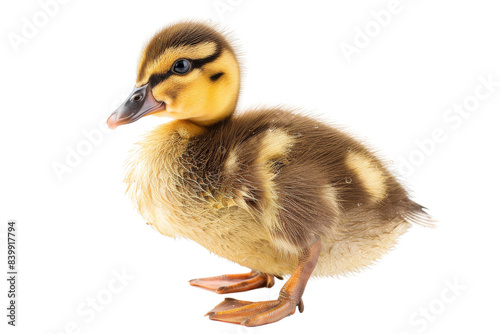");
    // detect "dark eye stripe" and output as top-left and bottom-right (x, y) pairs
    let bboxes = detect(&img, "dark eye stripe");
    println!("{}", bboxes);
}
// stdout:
(149, 47), (222, 89)
(191, 48), (221, 69)
(149, 72), (173, 88)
